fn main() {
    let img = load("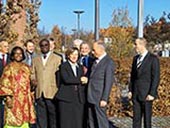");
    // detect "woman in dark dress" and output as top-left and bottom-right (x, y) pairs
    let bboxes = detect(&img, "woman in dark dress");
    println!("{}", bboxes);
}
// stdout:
(56, 47), (88, 128)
